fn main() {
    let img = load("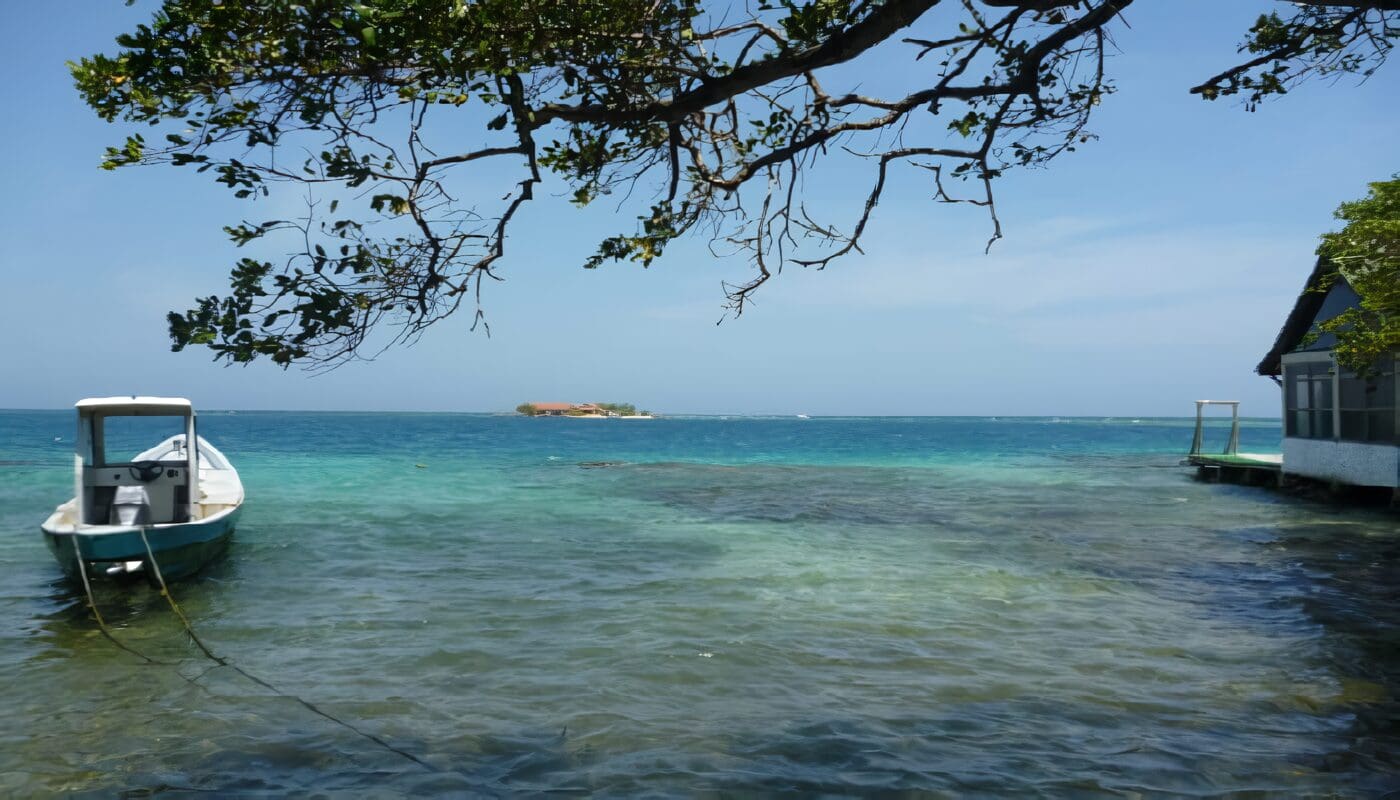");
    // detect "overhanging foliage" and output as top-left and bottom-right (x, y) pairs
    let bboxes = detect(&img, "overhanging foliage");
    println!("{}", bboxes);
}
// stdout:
(1317, 176), (1400, 373)
(72, 0), (1399, 365)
